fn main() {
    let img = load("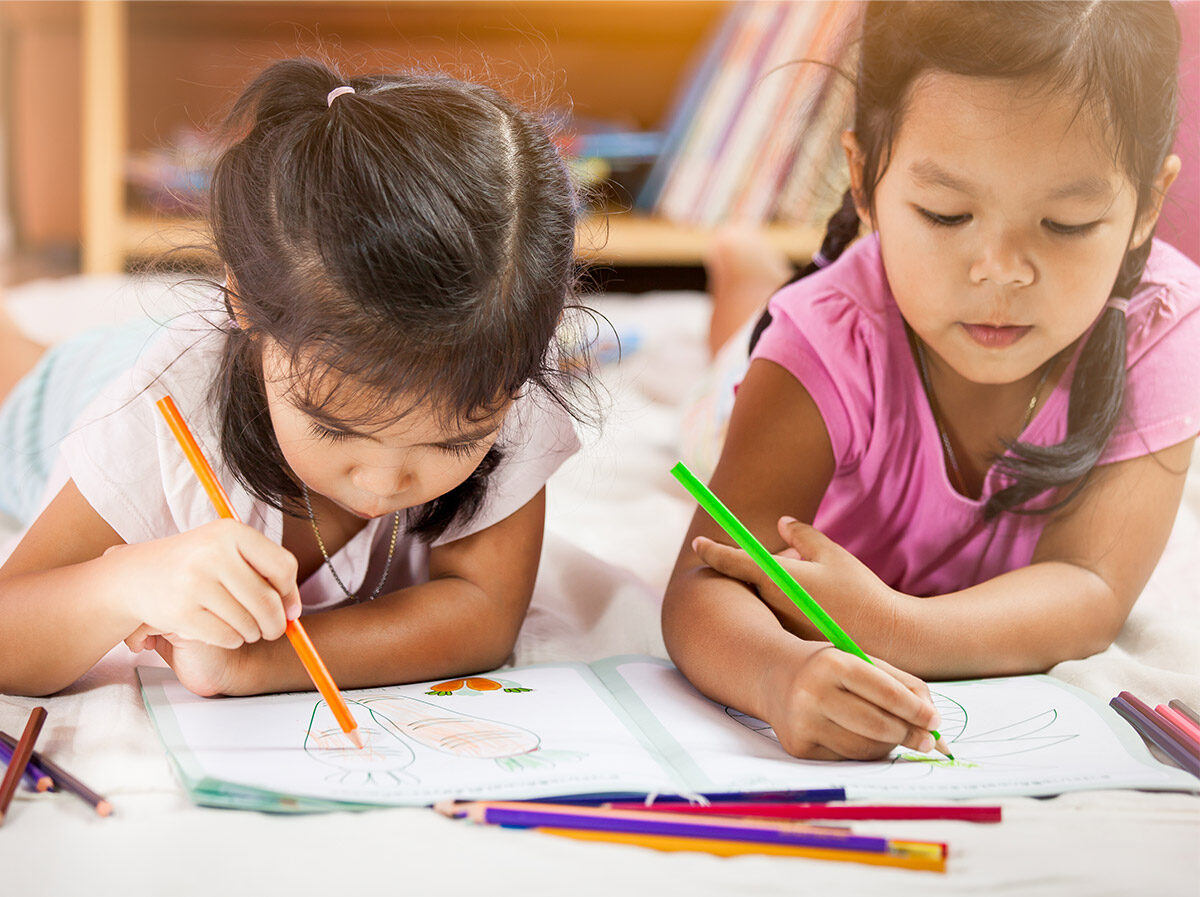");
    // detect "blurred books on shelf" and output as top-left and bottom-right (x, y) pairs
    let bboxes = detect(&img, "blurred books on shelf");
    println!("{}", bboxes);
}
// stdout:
(637, 0), (861, 229)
